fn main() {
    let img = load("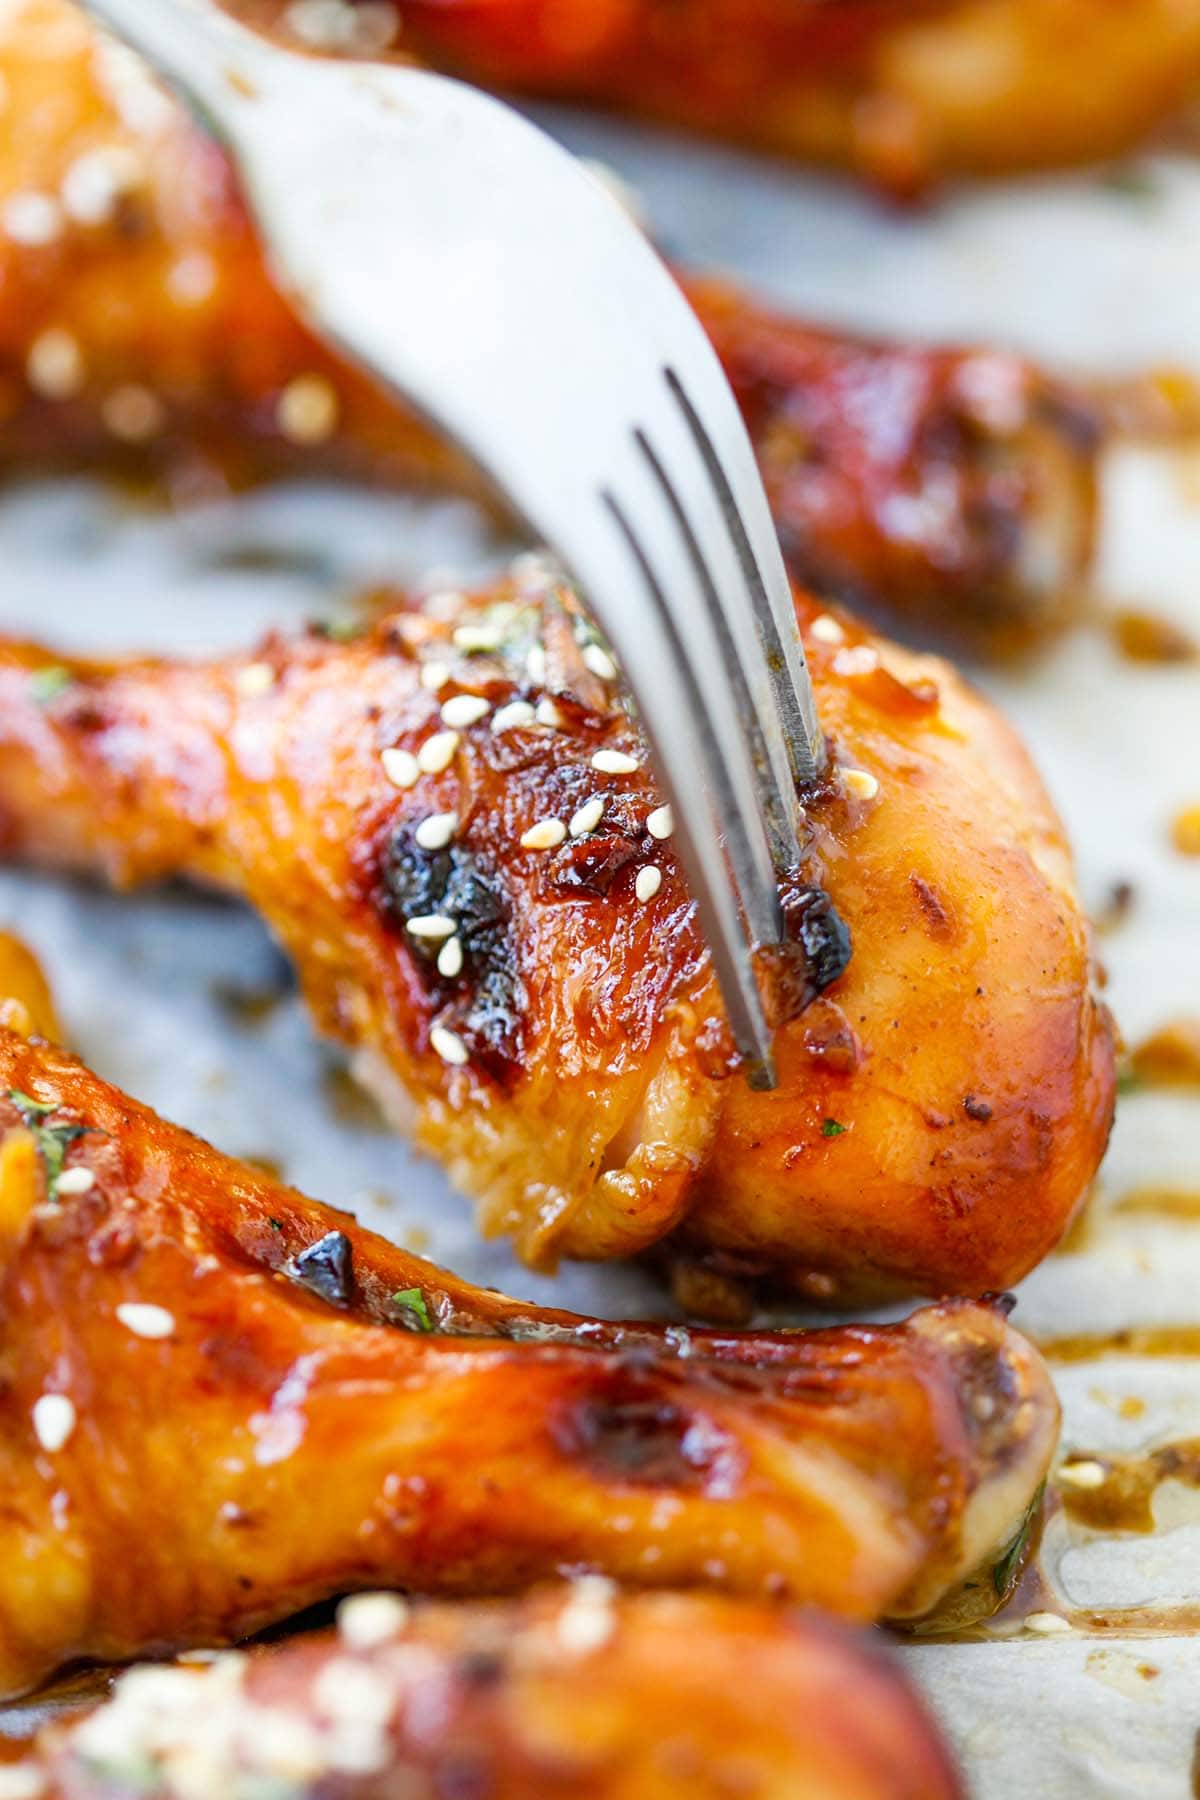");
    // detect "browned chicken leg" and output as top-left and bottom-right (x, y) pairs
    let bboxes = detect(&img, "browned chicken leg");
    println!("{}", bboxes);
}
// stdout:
(2, 1590), (964, 1799)
(0, 1025), (1057, 1697)
(238, 0), (1200, 194)
(0, 574), (1115, 1302)
(0, 0), (1101, 644)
